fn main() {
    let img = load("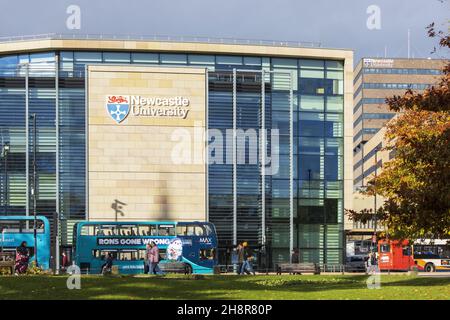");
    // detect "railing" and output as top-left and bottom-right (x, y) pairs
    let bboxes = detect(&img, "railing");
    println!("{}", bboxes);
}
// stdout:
(219, 264), (348, 274)
(320, 264), (346, 273)
(0, 33), (322, 48)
